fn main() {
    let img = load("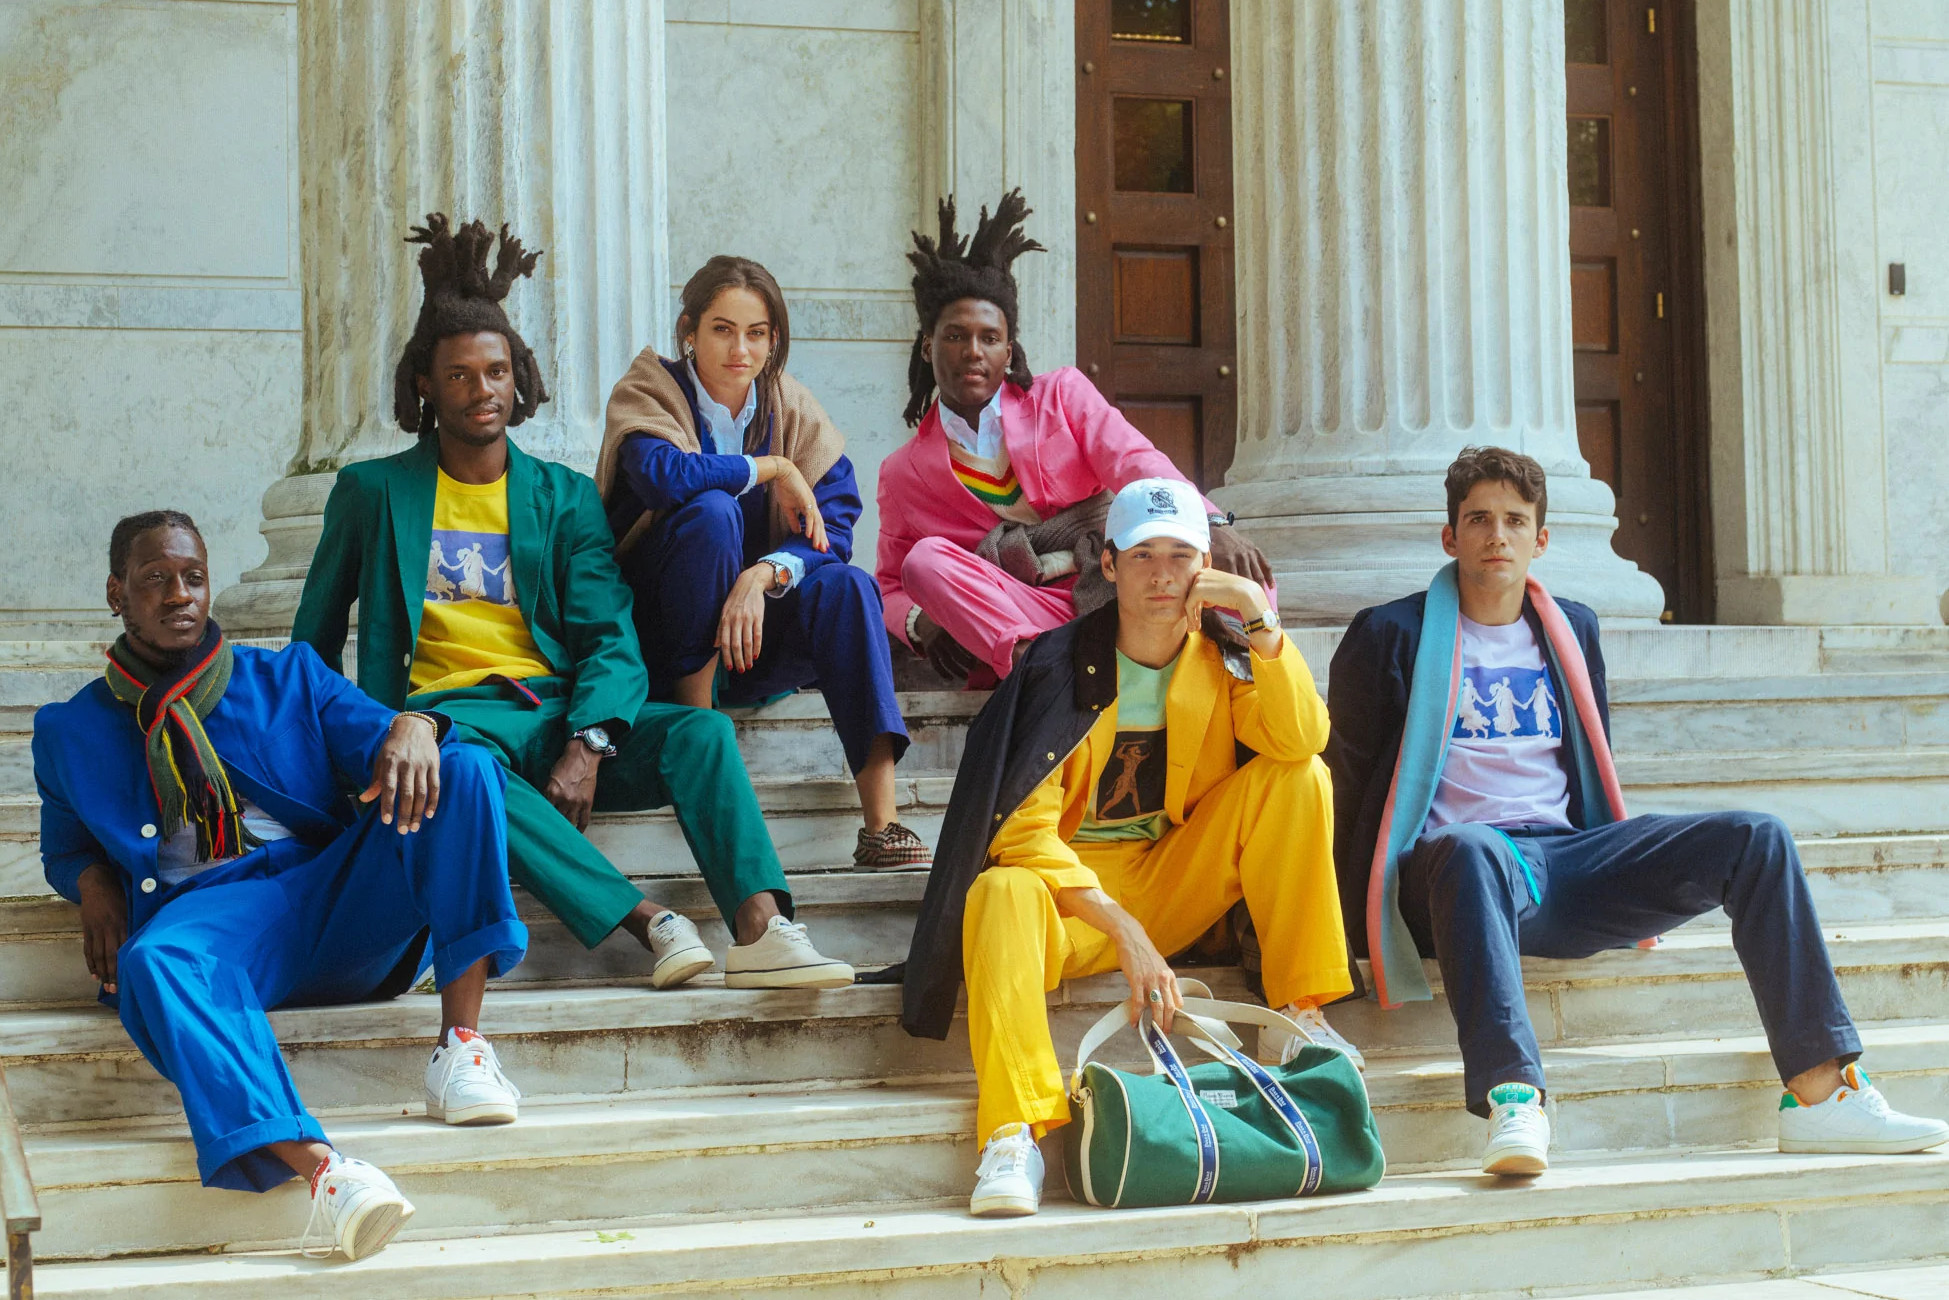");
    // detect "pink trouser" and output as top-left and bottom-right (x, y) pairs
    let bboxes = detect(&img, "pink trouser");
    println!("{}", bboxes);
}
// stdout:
(901, 537), (1076, 679)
